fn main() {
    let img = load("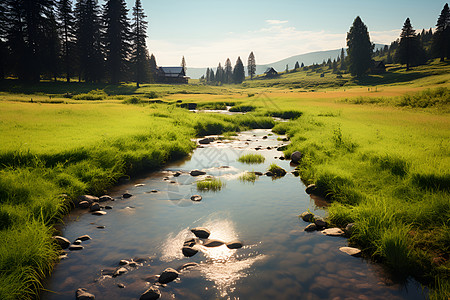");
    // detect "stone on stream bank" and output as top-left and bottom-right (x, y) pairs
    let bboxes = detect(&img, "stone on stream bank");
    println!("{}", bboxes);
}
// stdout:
(299, 211), (315, 222)
(52, 236), (70, 249)
(190, 170), (206, 176)
(290, 151), (303, 163)
(198, 137), (215, 145)
(305, 184), (317, 194)
(140, 286), (161, 300)
(304, 223), (318, 232)
(182, 246), (198, 257)
(78, 195), (99, 205)
(99, 195), (114, 202)
(177, 262), (199, 271)
(89, 202), (100, 212)
(203, 239), (225, 247)
(226, 241), (243, 249)
(78, 201), (90, 209)
(158, 268), (179, 284)
(69, 245), (84, 251)
(190, 195), (202, 202)
(76, 288), (95, 300)
(123, 192), (133, 198)
(92, 211), (107, 216)
(191, 227), (210, 238)
(321, 228), (345, 236)
(113, 267), (128, 277)
(339, 246), (362, 257)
